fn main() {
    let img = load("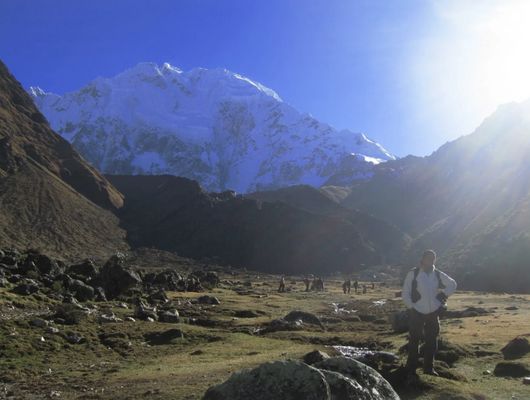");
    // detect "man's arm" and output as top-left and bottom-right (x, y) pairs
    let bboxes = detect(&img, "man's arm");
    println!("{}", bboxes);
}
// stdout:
(440, 271), (457, 296)
(402, 270), (414, 309)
